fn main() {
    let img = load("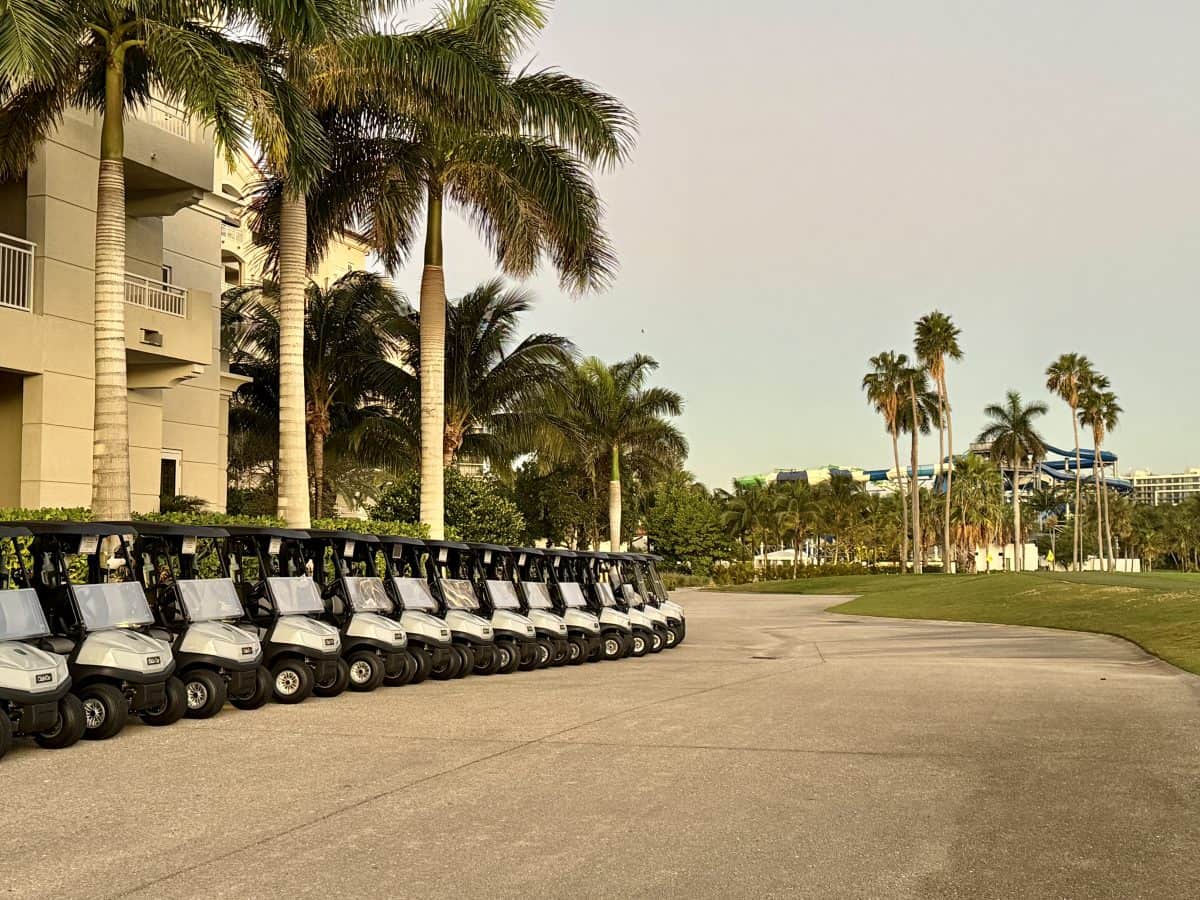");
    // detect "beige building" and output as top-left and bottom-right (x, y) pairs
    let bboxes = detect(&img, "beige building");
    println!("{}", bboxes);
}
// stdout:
(0, 100), (241, 513)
